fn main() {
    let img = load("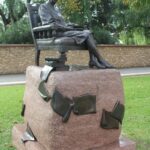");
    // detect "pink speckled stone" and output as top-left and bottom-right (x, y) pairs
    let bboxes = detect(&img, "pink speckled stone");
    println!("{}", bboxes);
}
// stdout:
(12, 124), (136, 150)
(12, 124), (45, 150)
(23, 66), (125, 150)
